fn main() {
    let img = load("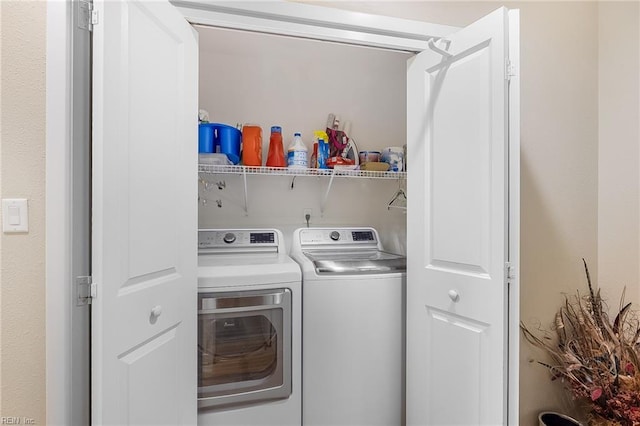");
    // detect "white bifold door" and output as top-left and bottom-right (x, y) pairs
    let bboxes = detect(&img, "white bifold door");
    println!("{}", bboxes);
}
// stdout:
(91, 0), (198, 424)
(406, 7), (519, 426)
